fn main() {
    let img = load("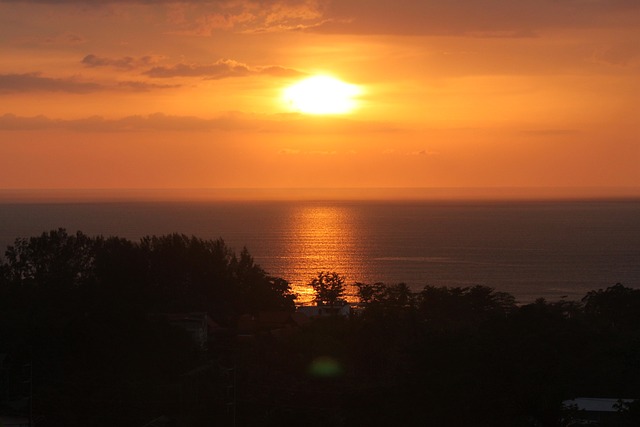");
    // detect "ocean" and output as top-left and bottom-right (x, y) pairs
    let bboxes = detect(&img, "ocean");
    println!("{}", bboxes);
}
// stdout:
(0, 198), (639, 303)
